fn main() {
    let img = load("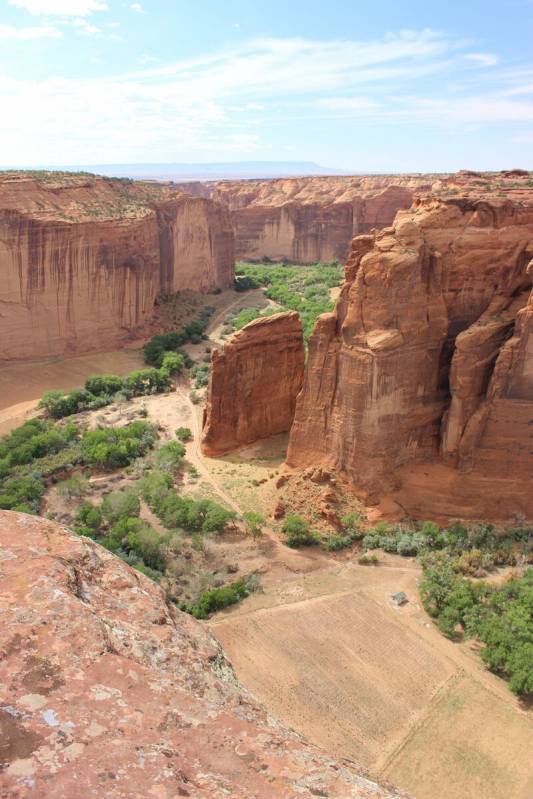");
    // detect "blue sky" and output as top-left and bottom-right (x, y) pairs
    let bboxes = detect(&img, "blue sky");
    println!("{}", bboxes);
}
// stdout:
(1, 0), (533, 171)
